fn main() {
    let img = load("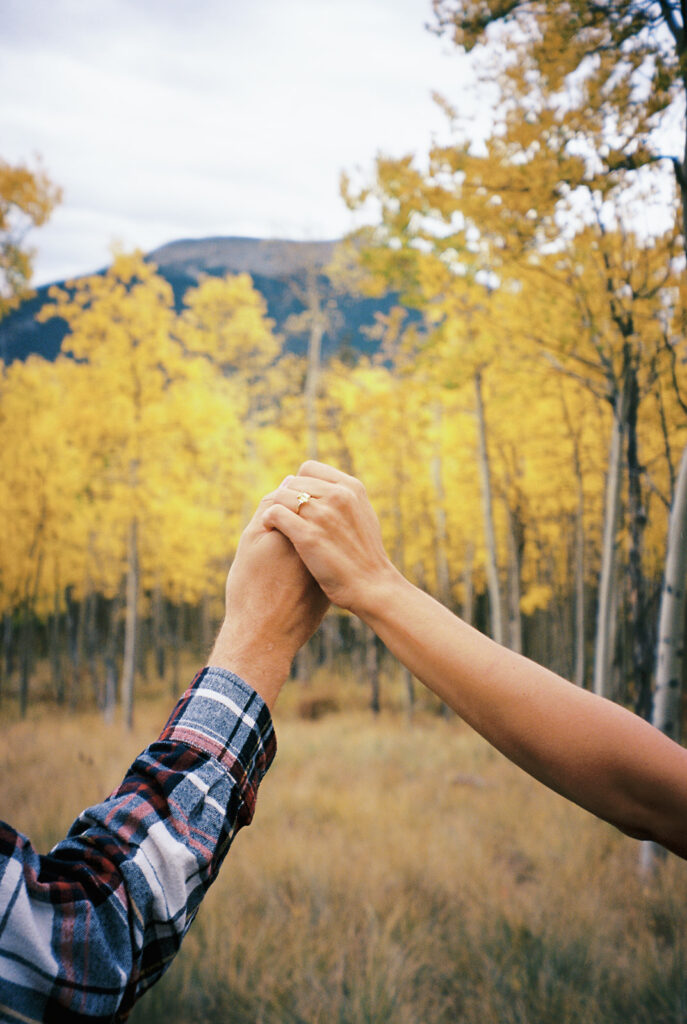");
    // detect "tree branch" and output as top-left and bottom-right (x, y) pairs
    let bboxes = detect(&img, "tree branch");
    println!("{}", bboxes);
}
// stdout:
(644, 472), (672, 511)
(537, 349), (609, 404)
(657, 0), (684, 50)
(666, 333), (687, 417)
